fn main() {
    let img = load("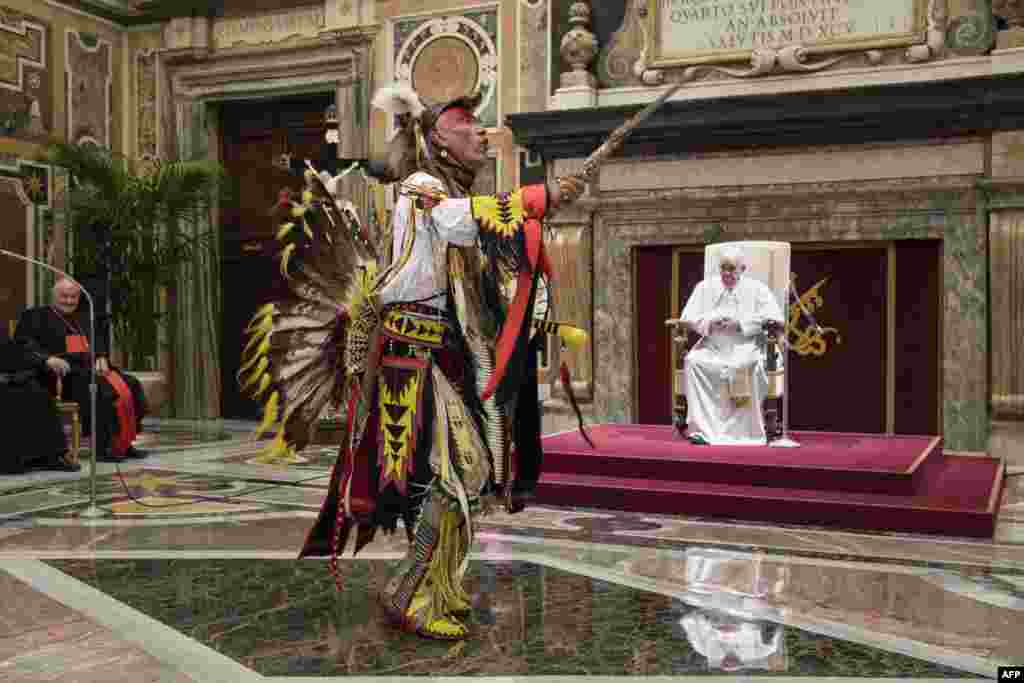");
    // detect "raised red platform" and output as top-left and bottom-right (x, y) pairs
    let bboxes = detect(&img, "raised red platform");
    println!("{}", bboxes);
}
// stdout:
(535, 424), (1004, 538)
(540, 425), (939, 495)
